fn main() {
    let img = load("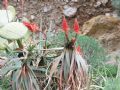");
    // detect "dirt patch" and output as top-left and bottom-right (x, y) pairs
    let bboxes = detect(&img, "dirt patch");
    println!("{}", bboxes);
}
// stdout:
(7, 0), (113, 28)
